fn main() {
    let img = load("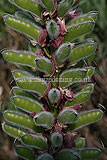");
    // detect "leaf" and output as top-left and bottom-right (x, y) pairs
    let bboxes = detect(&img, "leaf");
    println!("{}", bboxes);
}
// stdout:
(75, 148), (102, 160)
(51, 132), (63, 148)
(69, 109), (103, 131)
(12, 87), (37, 100)
(16, 77), (47, 96)
(2, 123), (26, 140)
(21, 134), (48, 151)
(33, 111), (54, 128)
(12, 69), (33, 79)
(74, 138), (86, 148)
(55, 149), (80, 160)
(35, 57), (52, 75)
(65, 91), (91, 107)
(41, 0), (54, 12)
(55, 43), (72, 66)
(15, 145), (36, 160)
(58, 0), (74, 17)
(2, 50), (37, 67)
(3, 110), (43, 132)
(64, 21), (95, 42)
(4, 15), (40, 41)
(12, 95), (44, 113)
(59, 68), (87, 88)
(14, 0), (43, 17)
(46, 20), (60, 40)
(70, 42), (97, 63)
(58, 108), (78, 125)
(37, 153), (54, 160)
(67, 11), (98, 27)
